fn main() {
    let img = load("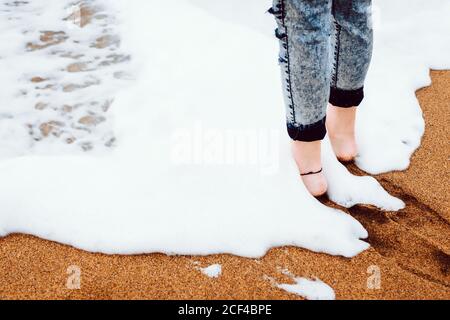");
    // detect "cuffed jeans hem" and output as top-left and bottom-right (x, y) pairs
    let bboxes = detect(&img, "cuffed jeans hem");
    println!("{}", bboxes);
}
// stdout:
(329, 86), (364, 108)
(287, 117), (327, 142)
